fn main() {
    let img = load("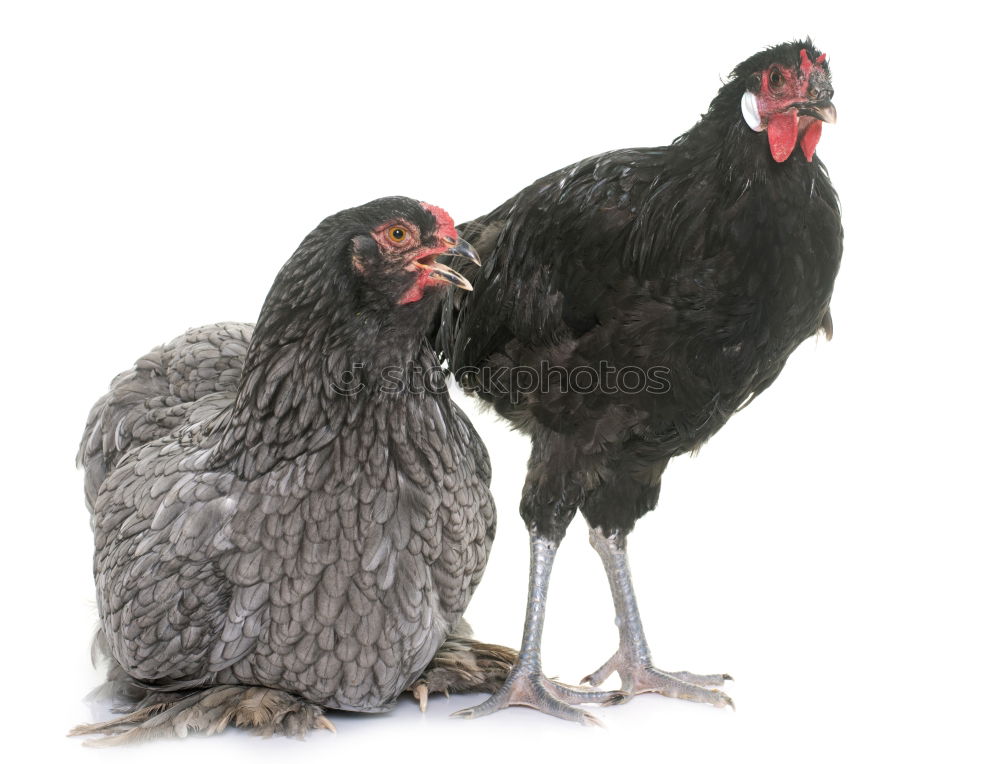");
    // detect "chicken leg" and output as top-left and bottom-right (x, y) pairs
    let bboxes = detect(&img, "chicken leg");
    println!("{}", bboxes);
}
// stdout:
(453, 533), (624, 725)
(582, 526), (733, 707)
